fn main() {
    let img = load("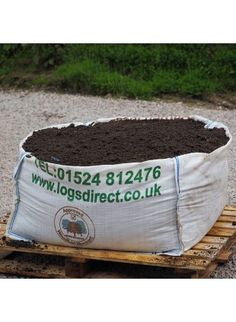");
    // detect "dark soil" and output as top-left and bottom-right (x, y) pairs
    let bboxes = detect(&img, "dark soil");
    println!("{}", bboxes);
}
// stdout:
(7, 252), (65, 267)
(5, 239), (36, 249)
(23, 118), (229, 166)
(85, 261), (191, 278)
